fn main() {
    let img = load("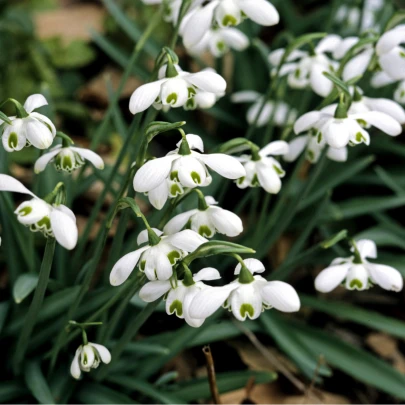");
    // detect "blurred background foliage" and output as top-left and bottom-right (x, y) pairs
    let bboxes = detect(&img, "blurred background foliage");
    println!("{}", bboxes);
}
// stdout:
(2, 0), (405, 404)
